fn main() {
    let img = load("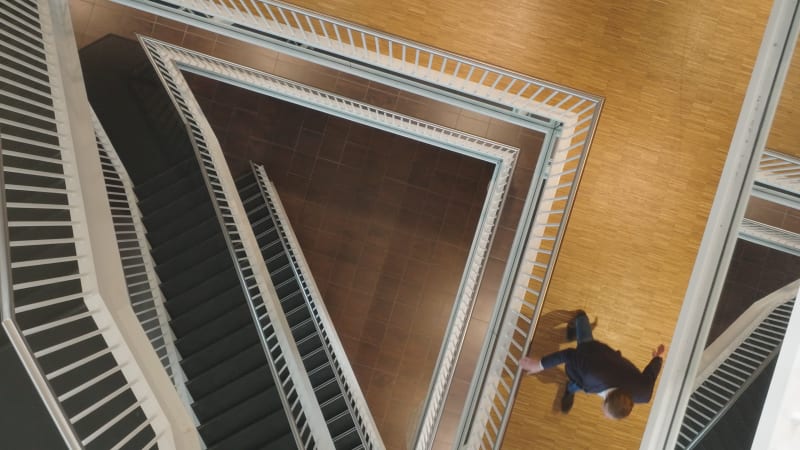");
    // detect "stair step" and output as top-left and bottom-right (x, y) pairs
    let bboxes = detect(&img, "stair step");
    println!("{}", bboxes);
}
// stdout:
(308, 360), (335, 387)
(165, 267), (240, 317)
(207, 406), (292, 450)
(145, 201), (215, 248)
(169, 285), (243, 336)
(192, 365), (277, 423)
(328, 411), (358, 448)
(280, 289), (306, 315)
(237, 182), (261, 206)
(155, 232), (228, 282)
(296, 333), (323, 358)
(175, 303), (253, 358)
(150, 215), (220, 265)
(143, 185), (211, 232)
(181, 324), (260, 378)
(138, 170), (203, 214)
(185, 344), (267, 400)
(333, 426), (362, 450)
(234, 172), (257, 190)
(134, 158), (197, 200)
(315, 377), (342, 405)
(199, 384), (279, 446)
(261, 432), (298, 450)
(159, 250), (233, 298)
